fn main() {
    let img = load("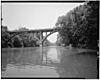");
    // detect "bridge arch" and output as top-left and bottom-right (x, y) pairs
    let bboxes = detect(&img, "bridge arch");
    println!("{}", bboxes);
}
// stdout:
(42, 31), (58, 44)
(7, 28), (60, 47)
(8, 31), (40, 42)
